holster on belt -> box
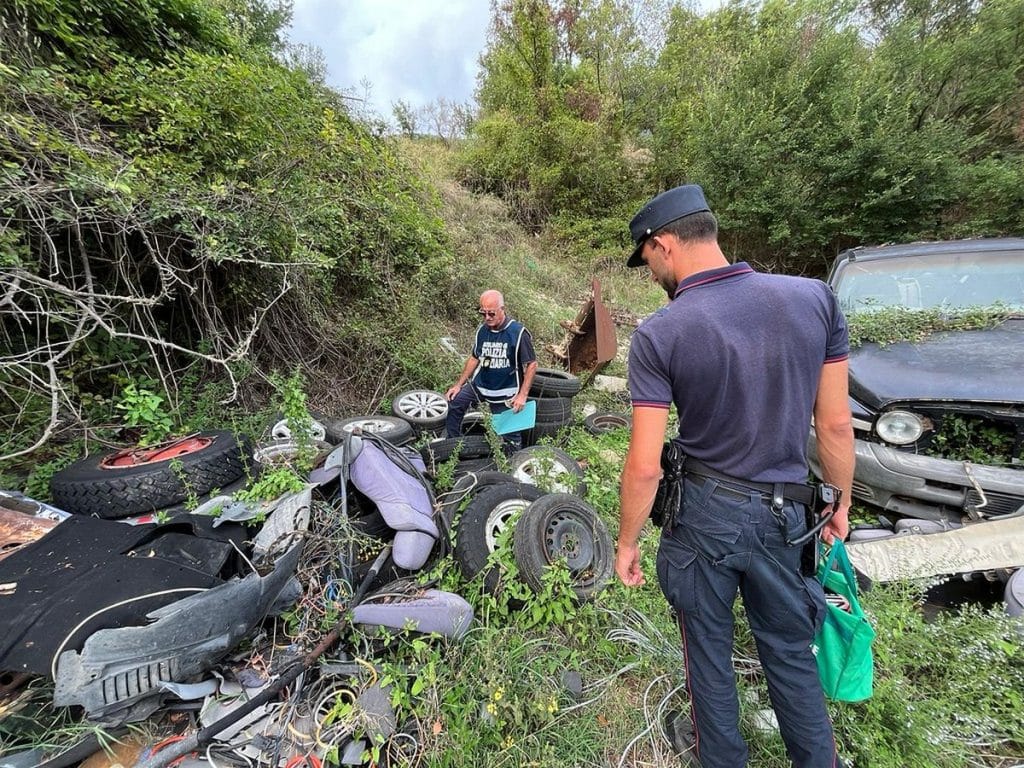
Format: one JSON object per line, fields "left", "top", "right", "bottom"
{"left": 650, "top": 441, "right": 686, "bottom": 530}
{"left": 800, "top": 482, "right": 842, "bottom": 575}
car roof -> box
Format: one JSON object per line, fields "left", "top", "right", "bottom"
{"left": 838, "top": 237, "right": 1024, "bottom": 263}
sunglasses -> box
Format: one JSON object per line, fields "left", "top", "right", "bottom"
{"left": 478, "top": 309, "right": 500, "bottom": 317}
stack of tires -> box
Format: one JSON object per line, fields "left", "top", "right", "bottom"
{"left": 526, "top": 368, "right": 581, "bottom": 446}
{"left": 437, "top": 465, "right": 613, "bottom": 604}
{"left": 419, "top": 434, "right": 496, "bottom": 478}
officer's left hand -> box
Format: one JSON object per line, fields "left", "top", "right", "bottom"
{"left": 821, "top": 504, "right": 851, "bottom": 544}
{"left": 509, "top": 394, "right": 527, "bottom": 413}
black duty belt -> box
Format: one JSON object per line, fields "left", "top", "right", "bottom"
{"left": 683, "top": 458, "right": 817, "bottom": 507}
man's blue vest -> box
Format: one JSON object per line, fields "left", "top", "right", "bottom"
{"left": 472, "top": 319, "right": 528, "bottom": 403}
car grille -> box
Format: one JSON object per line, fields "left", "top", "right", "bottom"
{"left": 915, "top": 404, "right": 1024, "bottom": 462}
{"left": 965, "top": 489, "right": 1024, "bottom": 517}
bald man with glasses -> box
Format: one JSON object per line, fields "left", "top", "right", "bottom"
{"left": 445, "top": 290, "right": 538, "bottom": 451}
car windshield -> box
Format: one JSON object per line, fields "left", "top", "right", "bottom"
{"left": 835, "top": 250, "right": 1024, "bottom": 314}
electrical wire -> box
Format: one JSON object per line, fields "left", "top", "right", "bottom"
{"left": 49, "top": 587, "right": 208, "bottom": 680}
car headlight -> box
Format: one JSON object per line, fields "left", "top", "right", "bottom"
{"left": 875, "top": 410, "right": 926, "bottom": 445}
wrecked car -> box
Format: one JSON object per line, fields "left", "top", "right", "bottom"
{"left": 808, "top": 237, "right": 1024, "bottom": 524}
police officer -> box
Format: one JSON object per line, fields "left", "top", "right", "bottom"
{"left": 445, "top": 289, "right": 538, "bottom": 451}
{"left": 615, "top": 185, "right": 854, "bottom": 768}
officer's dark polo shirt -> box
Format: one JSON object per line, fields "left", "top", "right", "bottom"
{"left": 628, "top": 262, "right": 849, "bottom": 484}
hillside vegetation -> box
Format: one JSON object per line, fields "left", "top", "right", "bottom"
{"left": 3, "top": 0, "right": 1024, "bottom": 471}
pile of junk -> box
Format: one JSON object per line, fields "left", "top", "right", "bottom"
{"left": 0, "top": 413, "right": 616, "bottom": 768}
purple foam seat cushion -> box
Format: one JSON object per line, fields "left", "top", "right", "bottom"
{"left": 349, "top": 440, "right": 437, "bottom": 569}
{"left": 352, "top": 588, "right": 474, "bottom": 640}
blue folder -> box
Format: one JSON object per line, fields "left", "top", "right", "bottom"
{"left": 491, "top": 400, "right": 537, "bottom": 435}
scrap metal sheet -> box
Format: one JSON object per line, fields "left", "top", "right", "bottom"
{"left": 846, "top": 515, "right": 1024, "bottom": 582}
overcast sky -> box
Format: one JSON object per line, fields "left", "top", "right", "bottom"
{"left": 288, "top": 0, "right": 492, "bottom": 123}
{"left": 287, "top": 2, "right": 724, "bottom": 124}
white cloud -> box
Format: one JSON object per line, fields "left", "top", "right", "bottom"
{"left": 289, "top": 0, "right": 491, "bottom": 119}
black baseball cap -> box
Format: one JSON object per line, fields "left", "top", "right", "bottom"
{"left": 627, "top": 184, "right": 711, "bottom": 267}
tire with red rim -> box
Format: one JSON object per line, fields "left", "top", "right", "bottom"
{"left": 50, "top": 431, "right": 252, "bottom": 519}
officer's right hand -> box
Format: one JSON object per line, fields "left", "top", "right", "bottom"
{"left": 615, "top": 541, "right": 645, "bottom": 587}
{"left": 445, "top": 384, "right": 461, "bottom": 401}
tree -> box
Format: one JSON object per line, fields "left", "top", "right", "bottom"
{"left": 220, "top": 0, "right": 294, "bottom": 52}
{"left": 648, "top": 0, "right": 1024, "bottom": 272}
{"left": 419, "top": 97, "right": 475, "bottom": 144}
{"left": 463, "top": 0, "right": 647, "bottom": 236}
{"left": 392, "top": 99, "right": 419, "bottom": 138}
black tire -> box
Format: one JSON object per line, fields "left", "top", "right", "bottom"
{"left": 454, "top": 457, "right": 498, "bottom": 475}
{"left": 391, "top": 390, "right": 448, "bottom": 431}
{"left": 454, "top": 482, "right": 544, "bottom": 594}
{"left": 533, "top": 396, "right": 573, "bottom": 423}
{"left": 325, "top": 415, "right": 415, "bottom": 445}
{"left": 510, "top": 446, "right": 586, "bottom": 496}
{"left": 512, "top": 493, "right": 614, "bottom": 603}
{"left": 460, "top": 410, "right": 488, "bottom": 435}
{"left": 437, "top": 470, "right": 516, "bottom": 527}
{"left": 50, "top": 431, "right": 252, "bottom": 519}
{"left": 583, "top": 411, "right": 632, "bottom": 435}
{"left": 523, "top": 421, "right": 570, "bottom": 447}
{"left": 420, "top": 435, "right": 493, "bottom": 469}
{"left": 529, "top": 368, "right": 581, "bottom": 398}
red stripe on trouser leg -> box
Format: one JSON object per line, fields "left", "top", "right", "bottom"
{"left": 676, "top": 611, "right": 702, "bottom": 764}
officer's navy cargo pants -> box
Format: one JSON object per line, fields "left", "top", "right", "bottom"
{"left": 656, "top": 477, "right": 839, "bottom": 768}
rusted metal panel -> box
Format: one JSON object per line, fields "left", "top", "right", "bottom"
{"left": 549, "top": 279, "right": 618, "bottom": 376}
{"left": 0, "top": 507, "right": 58, "bottom": 563}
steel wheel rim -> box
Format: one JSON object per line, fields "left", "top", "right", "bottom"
{"left": 100, "top": 435, "right": 212, "bottom": 469}
{"left": 544, "top": 511, "right": 596, "bottom": 574}
{"left": 271, "top": 418, "right": 326, "bottom": 442}
{"left": 592, "top": 414, "right": 628, "bottom": 430}
{"left": 513, "top": 459, "right": 575, "bottom": 494}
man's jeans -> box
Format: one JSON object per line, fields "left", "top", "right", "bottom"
{"left": 656, "top": 477, "right": 839, "bottom": 768}
{"left": 445, "top": 383, "right": 523, "bottom": 452}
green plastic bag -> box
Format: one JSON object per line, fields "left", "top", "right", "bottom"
{"left": 813, "top": 540, "right": 876, "bottom": 702}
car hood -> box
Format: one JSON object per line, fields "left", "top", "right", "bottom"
{"left": 849, "top": 318, "right": 1024, "bottom": 408}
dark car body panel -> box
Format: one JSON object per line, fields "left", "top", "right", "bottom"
{"left": 850, "top": 319, "right": 1024, "bottom": 406}
{"left": 809, "top": 238, "right": 1024, "bottom": 523}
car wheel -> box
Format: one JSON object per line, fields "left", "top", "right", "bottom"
{"left": 50, "top": 431, "right": 252, "bottom": 518}
{"left": 453, "top": 482, "right": 544, "bottom": 594}
{"left": 391, "top": 390, "right": 448, "bottom": 431}
{"left": 253, "top": 438, "right": 332, "bottom": 467}
{"left": 327, "top": 416, "right": 415, "bottom": 445}
{"left": 419, "top": 435, "right": 493, "bottom": 476}
{"left": 512, "top": 493, "right": 613, "bottom": 603}
{"left": 583, "top": 411, "right": 631, "bottom": 435}
{"left": 510, "top": 446, "right": 586, "bottom": 495}
{"left": 437, "top": 470, "right": 516, "bottom": 527}
{"left": 270, "top": 417, "right": 327, "bottom": 443}
{"left": 529, "top": 368, "right": 581, "bottom": 398}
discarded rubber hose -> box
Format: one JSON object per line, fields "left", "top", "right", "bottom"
{"left": 131, "top": 545, "right": 394, "bottom": 768}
